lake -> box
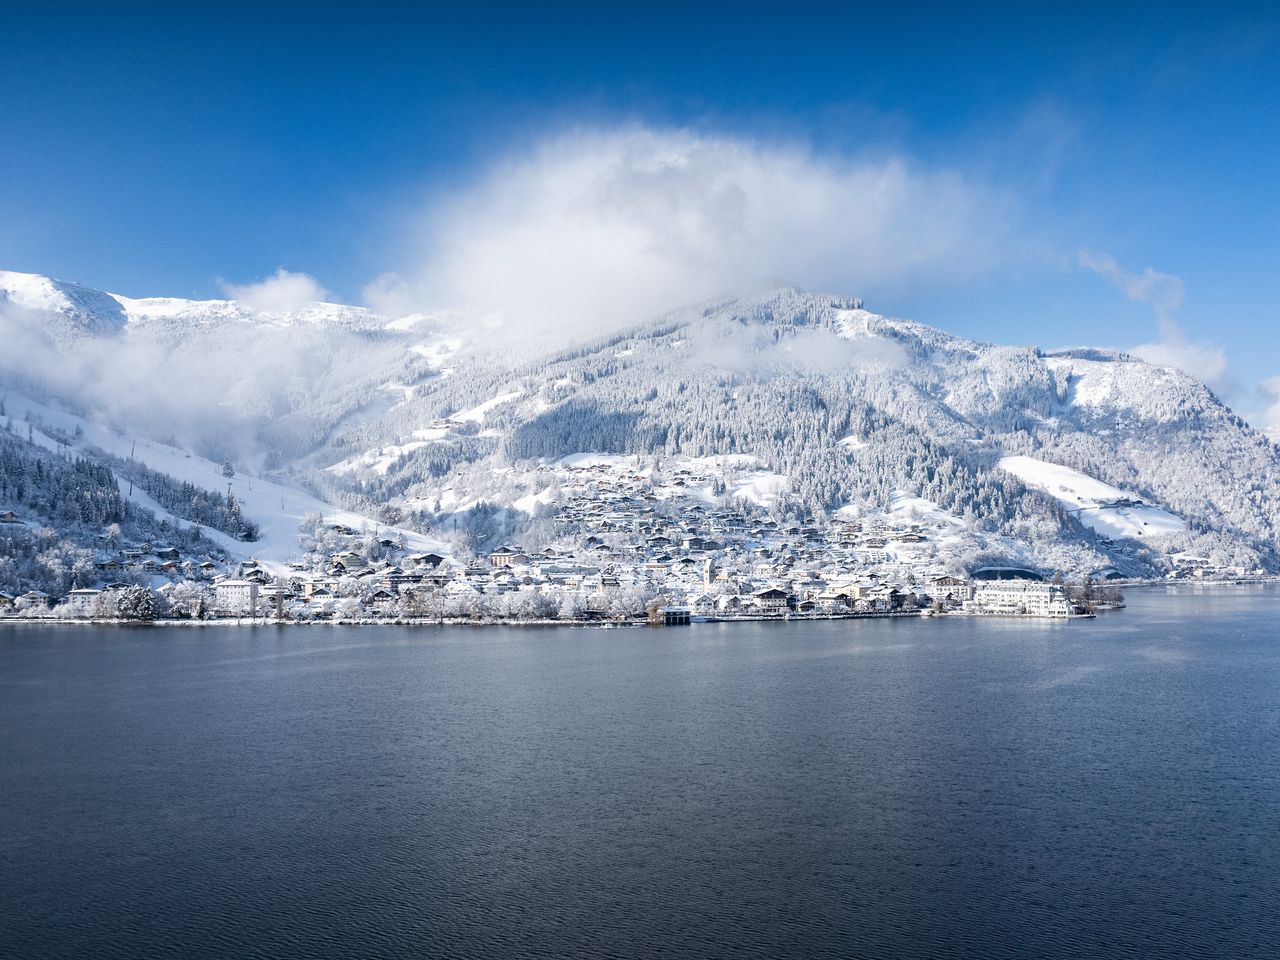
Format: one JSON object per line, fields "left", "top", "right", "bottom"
{"left": 2, "top": 585, "right": 1279, "bottom": 958}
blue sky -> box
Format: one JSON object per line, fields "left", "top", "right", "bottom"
{"left": 2, "top": 3, "right": 1277, "bottom": 417}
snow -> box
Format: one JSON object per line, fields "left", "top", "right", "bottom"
{"left": 112, "top": 293, "right": 384, "bottom": 329}
{"left": 381, "top": 380, "right": 417, "bottom": 402}
{"left": 4, "top": 391, "right": 449, "bottom": 569}
{"left": 837, "top": 434, "right": 866, "bottom": 450}
{"left": 887, "top": 491, "right": 965, "bottom": 527}
{"left": 0, "top": 270, "right": 84, "bottom": 312}
{"left": 512, "top": 488, "right": 556, "bottom": 513}
{"left": 1043, "top": 355, "right": 1203, "bottom": 423}
{"left": 0, "top": 269, "right": 127, "bottom": 334}
{"left": 557, "top": 453, "right": 638, "bottom": 469}
{"left": 1000, "top": 455, "right": 1185, "bottom": 539}
{"left": 731, "top": 473, "right": 789, "bottom": 507}
{"left": 451, "top": 390, "right": 522, "bottom": 423}
{"left": 327, "top": 440, "right": 433, "bottom": 477}
{"left": 836, "top": 491, "right": 964, "bottom": 528}
{"left": 409, "top": 337, "right": 464, "bottom": 368}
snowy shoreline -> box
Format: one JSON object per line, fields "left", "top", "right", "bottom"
{"left": 0, "top": 611, "right": 929, "bottom": 628}
{"left": 4, "top": 581, "right": 1272, "bottom": 629}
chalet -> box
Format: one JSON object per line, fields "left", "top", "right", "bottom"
{"left": 815, "top": 589, "right": 854, "bottom": 611}
{"left": 0, "top": 593, "right": 13, "bottom": 610}
{"left": 256, "top": 585, "right": 294, "bottom": 614}
{"left": 330, "top": 551, "right": 367, "bottom": 571}
{"left": 18, "top": 591, "right": 50, "bottom": 609}
{"left": 366, "top": 589, "right": 397, "bottom": 610}
{"left": 488, "top": 547, "right": 528, "bottom": 568}
{"left": 380, "top": 570, "right": 422, "bottom": 591}
{"left": 930, "top": 576, "right": 972, "bottom": 603}
{"left": 444, "top": 579, "right": 481, "bottom": 597}
{"left": 299, "top": 576, "right": 340, "bottom": 597}
{"left": 686, "top": 593, "right": 716, "bottom": 616}
{"left": 752, "top": 587, "right": 792, "bottom": 613}
{"left": 716, "top": 594, "right": 745, "bottom": 614}
{"left": 0, "top": 510, "right": 24, "bottom": 524}
{"left": 154, "top": 546, "right": 181, "bottom": 561}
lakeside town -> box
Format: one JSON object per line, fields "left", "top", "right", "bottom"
{"left": 2, "top": 448, "right": 1222, "bottom": 624}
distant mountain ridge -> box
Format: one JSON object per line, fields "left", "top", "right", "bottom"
{"left": 0, "top": 269, "right": 387, "bottom": 336}
{"left": 3, "top": 269, "right": 1278, "bottom": 579}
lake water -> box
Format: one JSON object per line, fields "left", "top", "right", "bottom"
{"left": 2, "top": 586, "right": 1279, "bottom": 958}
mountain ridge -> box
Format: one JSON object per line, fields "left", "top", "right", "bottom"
{"left": 2, "top": 269, "right": 1277, "bottom": 588}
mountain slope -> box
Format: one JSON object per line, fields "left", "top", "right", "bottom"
{"left": 4, "top": 272, "right": 1278, "bottom": 579}
{"left": 329, "top": 289, "right": 1279, "bottom": 575}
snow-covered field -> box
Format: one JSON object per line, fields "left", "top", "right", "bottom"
{"left": 1000, "top": 455, "right": 1185, "bottom": 539}
{"left": 5, "top": 391, "right": 448, "bottom": 569}
{"left": 452, "top": 390, "right": 522, "bottom": 423}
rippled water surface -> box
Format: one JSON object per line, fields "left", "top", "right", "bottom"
{"left": 2, "top": 585, "right": 1279, "bottom": 958}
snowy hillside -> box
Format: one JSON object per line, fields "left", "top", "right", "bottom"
{"left": 0, "top": 269, "right": 388, "bottom": 332}
{"left": 5, "top": 271, "right": 1280, "bottom": 579}
{"left": 0, "top": 270, "right": 127, "bottom": 341}
{"left": 3, "top": 390, "right": 448, "bottom": 571}
{"left": 999, "top": 455, "right": 1186, "bottom": 540}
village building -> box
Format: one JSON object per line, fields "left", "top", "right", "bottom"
{"left": 65, "top": 589, "right": 102, "bottom": 618}
{"left": 215, "top": 580, "right": 260, "bottom": 615}
{"left": 970, "top": 581, "right": 1073, "bottom": 618}
{"left": 487, "top": 547, "right": 528, "bottom": 568}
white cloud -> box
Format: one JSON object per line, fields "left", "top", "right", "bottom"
{"left": 1130, "top": 336, "right": 1230, "bottom": 389}
{"left": 383, "top": 125, "right": 1016, "bottom": 346}
{"left": 218, "top": 268, "right": 329, "bottom": 312}
{"left": 361, "top": 272, "right": 416, "bottom": 318}
{"left": 1078, "top": 250, "right": 1184, "bottom": 328}
{"left": 1259, "top": 376, "right": 1280, "bottom": 441}
{"left": 1078, "top": 249, "right": 1229, "bottom": 389}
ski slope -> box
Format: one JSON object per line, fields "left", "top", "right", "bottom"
{"left": 4, "top": 392, "right": 449, "bottom": 569}
{"left": 1000, "top": 455, "right": 1185, "bottom": 540}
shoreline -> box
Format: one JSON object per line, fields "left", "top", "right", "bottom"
{"left": 0, "top": 609, "right": 1080, "bottom": 628}
{"left": 4, "top": 580, "right": 1273, "bottom": 629}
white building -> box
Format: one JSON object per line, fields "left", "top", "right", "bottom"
{"left": 970, "top": 581, "right": 1073, "bottom": 618}
{"left": 65, "top": 588, "right": 102, "bottom": 618}
{"left": 215, "top": 580, "right": 259, "bottom": 615}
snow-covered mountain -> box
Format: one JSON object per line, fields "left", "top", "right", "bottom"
{"left": 3, "top": 270, "right": 1278, "bottom": 580}
{"left": 0, "top": 269, "right": 387, "bottom": 335}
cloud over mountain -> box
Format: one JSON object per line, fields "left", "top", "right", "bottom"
{"left": 377, "top": 125, "right": 1017, "bottom": 347}
{"left": 1078, "top": 250, "right": 1230, "bottom": 390}
{"left": 218, "top": 269, "right": 330, "bottom": 313}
